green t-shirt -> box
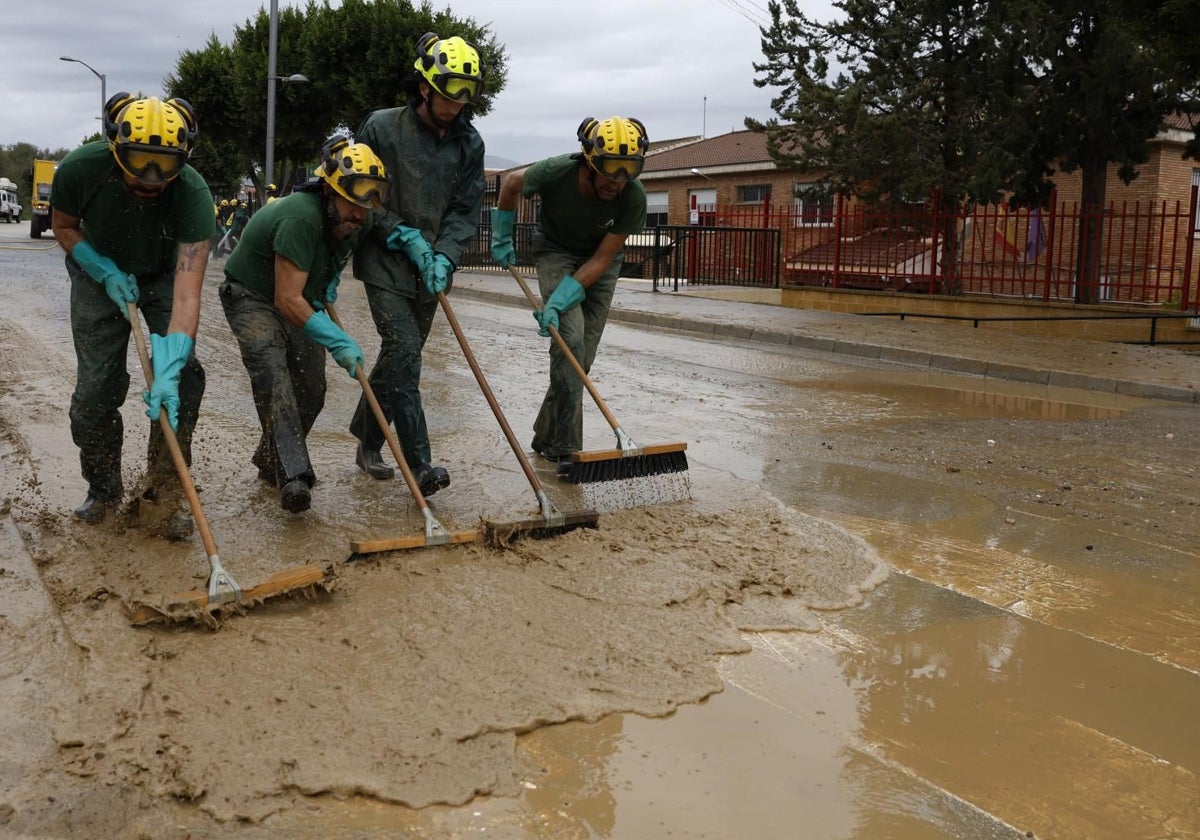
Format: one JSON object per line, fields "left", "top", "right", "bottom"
{"left": 523, "top": 155, "right": 647, "bottom": 256}
{"left": 224, "top": 190, "right": 361, "bottom": 306}
{"left": 51, "top": 140, "right": 215, "bottom": 276}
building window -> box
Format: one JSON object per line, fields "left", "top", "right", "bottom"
{"left": 793, "top": 182, "right": 833, "bottom": 227}
{"left": 736, "top": 184, "right": 771, "bottom": 204}
{"left": 1193, "top": 169, "right": 1200, "bottom": 235}
{"left": 645, "top": 191, "right": 668, "bottom": 227}
{"left": 689, "top": 189, "right": 717, "bottom": 226}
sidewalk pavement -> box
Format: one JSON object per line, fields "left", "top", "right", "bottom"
{"left": 452, "top": 271, "right": 1200, "bottom": 406}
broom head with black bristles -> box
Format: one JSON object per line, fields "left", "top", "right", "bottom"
{"left": 564, "top": 442, "right": 688, "bottom": 485}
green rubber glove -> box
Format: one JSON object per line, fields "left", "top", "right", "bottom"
{"left": 423, "top": 253, "right": 454, "bottom": 295}
{"left": 490, "top": 208, "right": 516, "bottom": 268}
{"left": 72, "top": 240, "right": 139, "bottom": 319}
{"left": 534, "top": 275, "right": 585, "bottom": 337}
{"left": 386, "top": 224, "right": 433, "bottom": 277}
{"left": 143, "top": 333, "right": 193, "bottom": 431}
{"left": 302, "top": 310, "right": 364, "bottom": 378}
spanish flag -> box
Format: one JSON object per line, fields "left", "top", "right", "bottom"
{"left": 994, "top": 204, "right": 1022, "bottom": 257}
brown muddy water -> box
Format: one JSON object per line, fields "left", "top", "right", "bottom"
{"left": 1, "top": 225, "right": 1198, "bottom": 839}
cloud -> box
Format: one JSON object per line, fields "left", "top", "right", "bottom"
{"left": 13, "top": 0, "right": 824, "bottom": 165}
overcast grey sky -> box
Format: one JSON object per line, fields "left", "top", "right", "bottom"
{"left": 11, "top": 0, "right": 833, "bottom": 168}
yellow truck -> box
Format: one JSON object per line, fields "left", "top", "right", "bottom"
{"left": 29, "top": 159, "right": 58, "bottom": 239}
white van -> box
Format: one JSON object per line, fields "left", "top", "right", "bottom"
{"left": 0, "top": 177, "right": 20, "bottom": 223}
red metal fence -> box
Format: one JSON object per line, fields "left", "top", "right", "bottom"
{"left": 703, "top": 188, "right": 1199, "bottom": 309}
{"left": 466, "top": 187, "right": 1199, "bottom": 309}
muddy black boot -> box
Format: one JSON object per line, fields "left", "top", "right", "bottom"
{"left": 412, "top": 462, "right": 450, "bottom": 497}
{"left": 280, "top": 478, "right": 312, "bottom": 513}
{"left": 355, "top": 441, "right": 394, "bottom": 480}
{"left": 555, "top": 457, "right": 574, "bottom": 481}
{"left": 138, "top": 486, "right": 194, "bottom": 541}
{"left": 74, "top": 494, "right": 109, "bottom": 523}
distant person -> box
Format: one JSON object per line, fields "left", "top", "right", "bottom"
{"left": 221, "top": 136, "right": 387, "bottom": 513}
{"left": 212, "top": 198, "right": 229, "bottom": 257}
{"left": 491, "top": 116, "right": 648, "bottom": 478}
{"left": 348, "top": 31, "right": 486, "bottom": 496}
{"left": 265, "top": 182, "right": 280, "bottom": 204}
{"left": 230, "top": 197, "right": 249, "bottom": 246}
{"left": 50, "top": 92, "right": 215, "bottom": 537}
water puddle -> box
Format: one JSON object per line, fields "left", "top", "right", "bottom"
{"left": 803, "top": 368, "right": 1145, "bottom": 421}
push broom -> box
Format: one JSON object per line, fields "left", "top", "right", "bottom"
{"left": 507, "top": 266, "right": 689, "bottom": 485}
{"left": 326, "top": 304, "right": 481, "bottom": 556}
{"left": 123, "top": 302, "right": 328, "bottom": 626}
{"left": 436, "top": 290, "right": 599, "bottom": 545}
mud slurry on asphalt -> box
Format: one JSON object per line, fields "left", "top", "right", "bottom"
{"left": 0, "top": 407, "right": 884, "bottom": 830}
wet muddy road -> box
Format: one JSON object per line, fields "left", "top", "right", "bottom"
{"left": 1, "top": 223, "right": 1198, "bottom": 839}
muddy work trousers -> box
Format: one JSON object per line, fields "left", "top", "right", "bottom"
{"left": 68, "top": 260, "right": 205, "bottom": 504}
{"left": 220, "top": 280, "right": 325, "bottom": 489}
{"left": 349, "top": 283, "right": 438, "bottom": 468}
{"left": 531, "top": 248, "right": 619, "bottom": 457}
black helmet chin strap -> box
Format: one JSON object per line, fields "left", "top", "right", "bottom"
{"left": 324, "top": 188, "right": 352, "bottom": 229}
{"left": 423, "top": 90, "right": 458, "bottom": 130}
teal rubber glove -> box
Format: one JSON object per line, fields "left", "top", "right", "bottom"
{"left": 386, "top": 225, "right": 434, "bottom": 277}
{"left": 490, "top": 208, "right": 516, "bottom": 268}
{"left": 422, "top": 253, "right": 454, "bottom": 295}
{"left": 143, "top": 332, "right": 193, "bottom": 432}
{"left": 72, "top": 240, "right": 139, "bottom": 319}
{"left": 302, "top": 309, "right": 364, "bottom": 378}
{"left": 326, "top": 272, "right": 341, "bottom": 303}
{"left": 534, "top": 275, "right": 585, "bottom": 337}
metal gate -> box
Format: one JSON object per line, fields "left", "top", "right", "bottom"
{"left": 647, "top": 225, "right": 782, "bottom": 291}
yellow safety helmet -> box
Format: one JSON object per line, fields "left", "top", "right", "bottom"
{"left": 317, "top": 135, "right": 389, "bottom": 209}
{"left": 219, "top": 198, "right": 229, "bottom": 207}
{"left": 413, "top": 32, "right": 484, "bottom": 103}
{"left": 266, "top": 183, "right": 278, "bottom": 193}
{"left": 577, "top": 116, "right": 649, "bottom": 182}
{"left": 104, "top": 92, "right": 197, "bottom": 184}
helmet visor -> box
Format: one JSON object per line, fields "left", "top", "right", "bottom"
{"left": 116, "top": 145, "right": 187, "bottom": 183}
{"left": 593, "top": 154, "right": 645, "bottom": 182}
{"left": 339, "top": 174, "right": 389, "bottom": 208}
{"left": 433, "top": 73, "right": 482, "bottom": 103}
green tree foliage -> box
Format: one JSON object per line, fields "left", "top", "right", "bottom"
{"left": 167, "top": 0, "right": 506, "bottom": 196}
{"left": 749, "top": 0, "right": 1027, "bottom": 291}
{"left": 169, "top": 34, "right": 246, "bottom": 199}
{"left": 1001, "top": 1, "right": 1200, "bottom": 302}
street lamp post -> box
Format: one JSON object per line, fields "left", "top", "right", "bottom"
{"left": 690, "top": 168, "right": 715, "bottom": 181}
{"left": 60, "top": 55, "right": 106, "bottom": 123}
{"left": 264, "top": 0, "right": 308, "bottom": 189}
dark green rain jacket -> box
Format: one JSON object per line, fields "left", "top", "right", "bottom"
{"left": 353, "top": 103, "right": 485, "bottom": 297}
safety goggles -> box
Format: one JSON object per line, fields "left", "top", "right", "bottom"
{"left": 115, "top": 144, "right": 188, "bottom": 184}
{"left": 433, "top": 73, "right": 482, "bottom": 103}
{"left": 338, "top": 173, "right": 389, "bottom": 208}
{"left": 592, "top": 154, "right": 645, "bottom": 183}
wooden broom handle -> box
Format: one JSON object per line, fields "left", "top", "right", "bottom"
{"left": 326, "top": 303, "right": 432, "bottom": 510}
{"left": 506, "top": 266, "right": 622, "bottom": 433}
{"left": 126, "top": 303, "right": 220, "bottom": 559}
{"left": 435, "top": 291, "right": 544, "bottom": 494}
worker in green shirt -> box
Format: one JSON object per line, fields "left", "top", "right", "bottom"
{"left": 51, "top": 92, "right": 214, "bottom": 538}
{"left": 221, "top": 136, "right": 388, "bottom": 513}
{"left": 491, "top": 116, "right": 648, "bottom": 478}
